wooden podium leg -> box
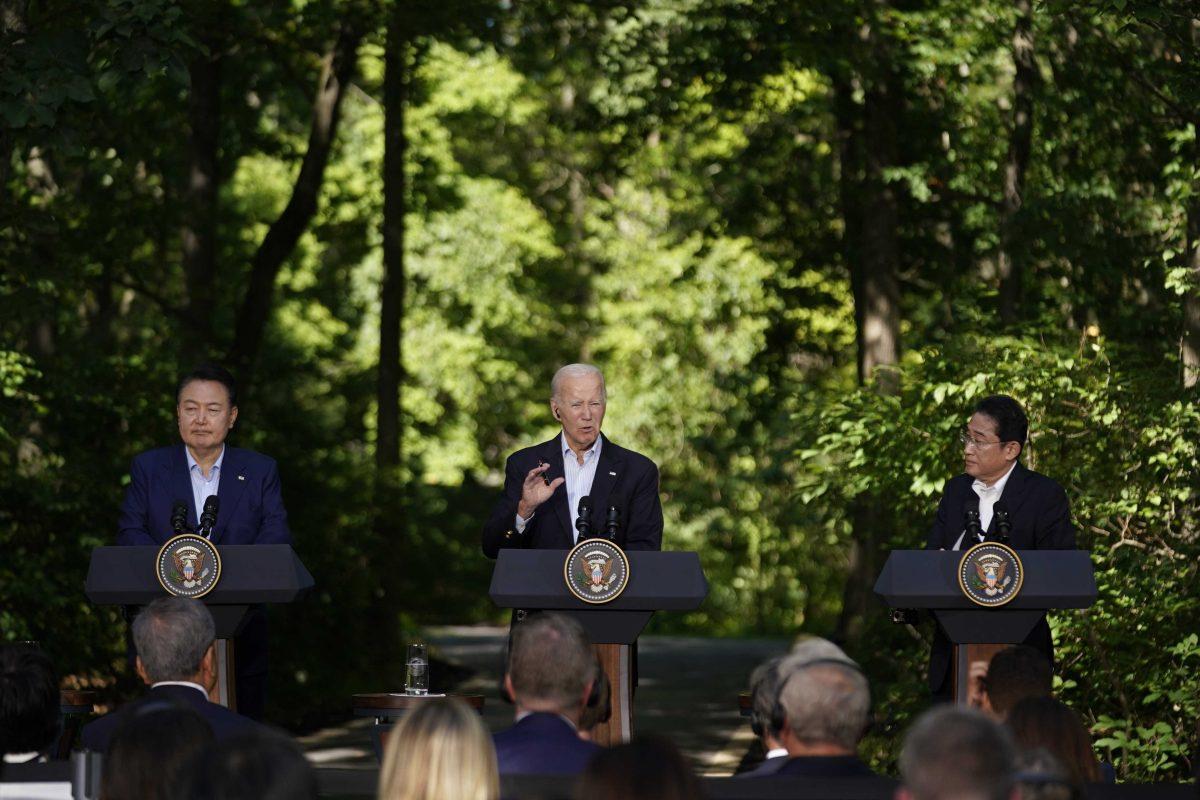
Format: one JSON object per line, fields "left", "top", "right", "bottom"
{"left": 952, "top": 643, "right": 1006, "bottom": 706}
{"left": 592, "top": 644, "right": 632, "bottom": 747}
{"left": 214, "top": 638, "right": 238, "bottom": 711}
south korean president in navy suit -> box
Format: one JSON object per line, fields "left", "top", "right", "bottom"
{"left": 482, "top": 363, "right": 663, "bottom": 558}
{"left": 116, "top": 364, "right": 291, "bottom": 720}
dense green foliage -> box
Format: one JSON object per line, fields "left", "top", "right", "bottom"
{"left": 2, "top": 0, "right": 1197, "bottom": 779}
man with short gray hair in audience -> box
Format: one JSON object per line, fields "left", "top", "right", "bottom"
{"left": 493, "top": 612, "right": 601, "bottom": 775}
{"left": 773, "top": 639, "right": 877, "bottom": 778}
{"left": 80, "top": 597, "right": 260, "bottom": 752}
{"left": 897, "top": 706, "right": 1017, "bottom": 800}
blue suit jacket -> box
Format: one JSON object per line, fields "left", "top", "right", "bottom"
{"left": 79, "top": 684, "right": 261, "bottom": 753}
{"left": 492, "top": 712, "right": 600, "bottom": 776}
{"left": 117, "top": 445, "right": 291, "bottom": 546}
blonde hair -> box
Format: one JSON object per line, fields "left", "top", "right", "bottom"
{"left": 377, "top": 698, "right": 499, "bottom": 800}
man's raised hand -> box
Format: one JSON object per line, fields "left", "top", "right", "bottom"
{"left": 517, "top": 462, "right": 564, "bottom": 519}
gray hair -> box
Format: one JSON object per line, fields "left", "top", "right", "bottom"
{"left": 778, "top": 658, "right": 870, "bottom": 750}
{"left": 132, "top": 597, "right": 215, "bottom": 683}
{"left": 508, "top": 613, "right": 596, "bottom": 713}
{"left": 900, "top": 706, "right": 1016, "bottom": 800}
{"left": 550, "top": 364, "right": 606, "bottom": 401}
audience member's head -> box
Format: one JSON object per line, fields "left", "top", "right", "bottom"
{"left": 0, "top": 643, "right": 59, "bottom": 757}
{"left": 184, "top": 729, "right": 316, "bottom": 800}
{"left": 578, "top": 735, "right": 704, "bottom": 800}
{"left": 578, "top": 655, "right": 612, "bottom": 741}
{"left": 777, "top": 651, "right": 869, "bottom": 756}
{"left": 505, "top": 612, "right": 596, "bottom": 722}
{"left": 100, "top": 702, "right": 214, "bottom": 800}
{"left": 1006, "top": 697, "right": 1101, "bottom": 786}
{"left": 132, "top": 597, "right": 217, "bottom": 691}
{"left": 982, "top": 646, "right": 1052, "bottom": 720}
{"left": 898, "top": 706, "right": 1016, "bottom": 800}
{"left": 748, "top": 655, "right": 786, "bottom": 751}
{"left": 1013, "top": 748, "right": 1080, "bottom": 800}
{"left": 378, "top": 697, "right": 498, "bottom": 800}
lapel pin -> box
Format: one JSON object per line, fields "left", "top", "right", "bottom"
{"left": 238, "top": 475, "right": 245, "bottom": 481}
{"left": 609, "top": 471, "right": 617, "bottom": 476}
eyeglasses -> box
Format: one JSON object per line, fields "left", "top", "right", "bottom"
{"left": 958, "top": 429, "right": 1004, "bottom": 450}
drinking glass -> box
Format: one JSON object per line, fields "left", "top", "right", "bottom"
{"left": 405, "top": 643, "right": 429, "bottom": 695}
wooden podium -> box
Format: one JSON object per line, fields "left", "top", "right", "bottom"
{"left": 874, "top": 549, "right": 1096, "bottom": 703}
{"left": 85, "top": 545, "right": 314, "bottom": 710}
{"left": 488, "top": 549, "right": 708, "bottom": 745}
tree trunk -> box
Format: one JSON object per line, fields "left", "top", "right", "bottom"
{"left": 181, "top": 25, "right": 223, "bottom": 357}
{"left": 832, "top": 6, "right": 903, "bottom": 645}
{"left": 226, "top": 20, "right": 364, "bottom": 393}
{"left": 377, "top": 19, "right": 409, "bottom": 471}
{"left": 998, "top": 0, "right": 1036, "bottom": 325}
{"left": 1183, "top": 191, "right": 1200, "bottom": 389}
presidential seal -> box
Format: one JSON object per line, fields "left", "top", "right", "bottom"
{"left": 958, "top": 542, "right": 1024, "bottom": 607}
{"left": 564, "top": 538, "right": 630, "bottom": 605}
{"left": 156, "top": 534, "right": 222, "bottom": 599}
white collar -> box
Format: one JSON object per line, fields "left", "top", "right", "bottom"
{"left": 151, "top": 680, "right": 209, "bottom": 700}
{"left": 972, "top": 460, "right": 1017, "bottom": 495}
{"left": 560, "top": 432, "right": 602, "bottom": 462}
{"left": 2, "top": 752, "right": 42, "bottom": 764}
{"left": 186, "top": 445, "right": 226, "bottom": 474}
{"left": 766, "top": 747, "right": 788, "bottom": 760}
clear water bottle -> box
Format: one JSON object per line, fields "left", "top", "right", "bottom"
{"left": 405, "top": 642, "right": 429, "bottom": 695}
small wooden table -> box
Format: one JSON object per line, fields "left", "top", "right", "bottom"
{"left": 352, "top": 693, "right": 485, "bottom": 761}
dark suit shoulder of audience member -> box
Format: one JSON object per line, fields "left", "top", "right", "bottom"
{"left": 100, "top": 703, "right": 214, "bottom": 800}
{"left": 0, "top": 643, "right": 60, "bottom": 761}
{"left": 775, "top": 753, "right": 876, "bottom": 778}
{"left": 80, "top": 683, "right": 259, "bottom": 753}
{"left": 80, "top": 596, "right": 261, "bottom": 753}
{"left": 1006, "top": 696, "right": 1102, "bottom": 786}
{"left": 492, "top": 712, "right": 600, "bottom": 775}
{"left": 183, "top": 729, "right": 316, "bottom": 800}
{"left": 578, "top": 735, "right": 703, "bottom": 800}
{"left": 494, "top": 613, "right": 601, "bottom": 776}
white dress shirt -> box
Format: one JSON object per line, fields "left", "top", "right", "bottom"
{"left": 952, "top": 461, "right": 1017, "bottom": 550}
{"left": 186, "top": 446, "right": 225, "bottom": 528}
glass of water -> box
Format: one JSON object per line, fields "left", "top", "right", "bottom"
{"left": 405, "top": 643, "right": 429, "bottom": 695}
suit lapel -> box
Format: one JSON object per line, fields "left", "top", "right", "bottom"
{"left": 168, "top": 446, "right": 197, "bottom": 529}
{"left": 540, "top": 437, "right": 573, "bottom": 547}
{"left": 211, "top": 447, "right": 247, "bottom": 544}
{"left": 587, "top": 435, "right": 625, "bottom": 535}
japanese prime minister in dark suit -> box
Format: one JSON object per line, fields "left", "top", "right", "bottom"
{"left": 926, "top": 395, "right": 1075, "bottom": 696}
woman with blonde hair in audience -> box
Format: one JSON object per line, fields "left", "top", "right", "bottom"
{"left": 377, "top": 697, "right": 499, "bottom": 800}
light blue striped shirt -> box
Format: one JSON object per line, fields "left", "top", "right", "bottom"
{"left": 186, "top": 446, "right": 224, "bottom": 527}
{"left": 562, "top": 433, "right": 602, "bottom": 543}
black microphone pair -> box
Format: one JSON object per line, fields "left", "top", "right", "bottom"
{"left": 575, "top": 496, "right": 621, "bottom": 541}
{"left": 172, "top": 496, "right": 220, "bottom": 539}
{"left": 963, "top": 500, "right": 1011, "bottom": 545}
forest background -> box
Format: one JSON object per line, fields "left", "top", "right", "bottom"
{"left": 2, "top": 0, "right": 1198, "bottom": 781}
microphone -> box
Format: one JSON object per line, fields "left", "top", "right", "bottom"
{"left": 604, "top": 505, "right": 621, "bottom": 540}
{"left": 198, "top": 495, "right": 219, "bottom": 539}
{"left": 575, "top": 496, "right": 593, "bottom": 540}
{"left": 171, "top": 501, "right": 192, "bottom": 536}
{"left": 964, "top": 505, "right": 983, "bottom": 544}
{"left": 993, "top": 501, "right": 1012, "bottom": 545}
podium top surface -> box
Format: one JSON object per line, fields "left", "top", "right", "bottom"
{"left": 85, "top": 545, "right": 314, "bottom": 605}
{"left": 874, "top": 549, "right": 1096, "bottom": 610}
{"left": 488, "top": 549, "right": 707, "bottom": 612}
